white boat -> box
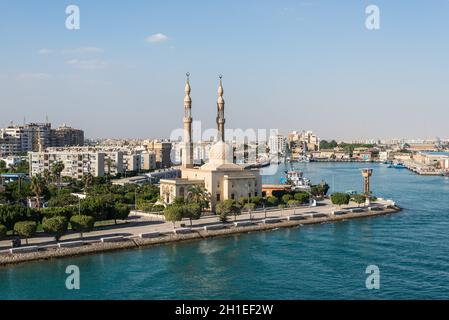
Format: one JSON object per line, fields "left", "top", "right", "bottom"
{"left": 284, "top": 170, "right": 311, "bottom": 191}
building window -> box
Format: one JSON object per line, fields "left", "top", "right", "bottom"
{"left": 216, "top": 194, "right": 220, "bottom": 201}
{"left": 248, "top": 193, "right": 251, "bottom": 198}
{"left": 231, "top": 193, "right": 235, "bottom": 200}
{"left": 255, "top": 192, "right": 258, "bottom": 197}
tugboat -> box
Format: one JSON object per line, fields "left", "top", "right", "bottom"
{"left": 280, "top": 169, "right": 311, "bottom": 192}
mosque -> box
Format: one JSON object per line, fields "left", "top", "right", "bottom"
{"left": 159, "top": 74, "right": 262, "bottom": 211}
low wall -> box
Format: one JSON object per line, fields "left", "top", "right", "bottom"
{"left": 0, "top": 206, "right": 401, "bottom": 267}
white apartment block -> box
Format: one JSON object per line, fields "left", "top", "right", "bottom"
{"left": 29, "top": 151, "right": 105, "bottom": 179}
{"left": 123, "top": 154, "right": 141, "bottom": 172}
{"left": 268, "top": 134, "right": 288, "bottom": 155}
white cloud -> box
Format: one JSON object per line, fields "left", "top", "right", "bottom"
{"left": 66, "top": 59, "right": 109, "bottom": 70}
{"left": 38, "top": 49, "right": 53, "bottom": 55}
{"left": 63, "top": 47, "right": 104, "bottom": 54}
{"left": 145, "top": 33, "right": 169, "bottom": 43}
{"left": 16, "top": 73, "right": 51, "bottom": 80}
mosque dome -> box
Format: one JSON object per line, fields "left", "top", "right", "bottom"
{"left": 208, "top": 141, "right": 233, "bottom": 165}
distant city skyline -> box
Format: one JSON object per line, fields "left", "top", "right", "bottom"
{"left": 1, "top": 0, "right": 448, "bottom": 140}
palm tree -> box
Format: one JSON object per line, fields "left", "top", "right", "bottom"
{"left": 42, "top": 169, "right": 51, "bottom": 184}
{"left": 30, "top": 174, "right": 46, "bottom": 209}
{"left": 82, "top": 172, "right": 94, "bottom": 190}
{"left": 51, "top": 161, "right": 65, "bottom": 190}
{"left": 187, "top": 185, "right": 210, "bottom": 211}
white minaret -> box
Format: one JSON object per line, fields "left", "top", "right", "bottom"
{"left": 216, "top": 75, "right": 225, "bottom": 142}
{"left": 182, "top": 72, "right": 194, "bottom": 168}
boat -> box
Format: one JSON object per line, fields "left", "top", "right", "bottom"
{"left": 388, "top": 162, "right": 406, "bottom": 169}
{"left": 281, "top": 169, "right": 311, "bottom": 191}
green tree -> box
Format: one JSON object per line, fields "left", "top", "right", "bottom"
{"left": 111, "top": 203, "right": 130, "bottom": 224}
{"left": 311, "top": 182, "right": 330, "bottom": 198}
{"left": 267, "top": 196, "right": 279, "bottom": 207}
{"left": 250, "top": 196, "right": 262, "bottom": 206}
{"left": 0, "top": 224, "right": 7, "bottom": 240}
{"left": 164, "top": 205, "right": 184, "bottom": 228}
{"left": 70, "top": 215, "right": 95, "bottom": 238}
{"left": 0, "top": 160, "right": 6, "bottom": 172}
{"left": 185, "top": 203, "right": 202, "bottom": 226}
{"left": 47, "top": 193, "right": 79, "bottom": 207}
{"left": 51, "top": 161, "right": 65, "bottom": 190}
{"left": 42, "top": 216, "right": 68, "bottom": 241}
{"left": 331, "top": 192, "right": 351, "bottom": 207}
{"left": 42, "top": 169, "right": 52, "bottom": 185}
{"left": 215, "top": 202, "right": 230, "bottom": 223}
{"left": 187, "top": 185, "right": 210, "bottom": 211}
{"left": 282, "top": 194, "right": 293, "bottom": 204}
{"left": 238, "top": 197, "right": 249, "bottom": 207}
{"left": 294, "top": 192, "right": 310, "bottom": 204}
{"left": 82, "top": 172, "right": 94, "bottom": 190}
{"left": 14, "top": 221, "right": 37, "bottom": 245}
{"left": 30, "top": 174, "right": 46, "bottom": 209}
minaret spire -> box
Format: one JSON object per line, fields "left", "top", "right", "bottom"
{"left": 182, "top": 72, "right": 194, "bottom": 168}
{"left": 216, "top": 75, "right": 225, "bottom": 142}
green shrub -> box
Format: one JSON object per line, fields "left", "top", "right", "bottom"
{"left": 0, "top": 205, "right": 39, "bottom": 230}
{"left": 294, "top": 192, "right": 310, "bottom": 204}
{"left": 42, "top": 216, "right": 68, "bottom": 241}
{"left": 14, "top": 221, "right": 37, "bottom": 245}
{"left": 281, "top": 194, "right": 293, "bottom": 204}
{"left": 244, "top": 203, "right": 256, "bottom": 211}
{"left": 250, "top": 196, "right": 262, "bottom": 206}
{"left": 0, "top": 224, "right": 7, "bottom": 240}
{"left": 331, "top": 192, "right": 351, "bottom": 206}
{"left": 287, "top": 200, "right": 301, "bottom": 207}
{"left": 70, "top": 215, "right": 95, "bottom": 237}
{"left": 267, "top": 196, "right": 279, "bottom": 207}
{"left": 238, "top": 197, "right": 249, "bottom": 206}
{"left": 351, "top": 194, "right": 366, "bottom": 206}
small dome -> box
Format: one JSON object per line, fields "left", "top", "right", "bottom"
{"left": 208, "top": 141, "right": 233, "bottom": 165}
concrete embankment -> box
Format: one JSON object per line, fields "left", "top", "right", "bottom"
{"left": 0, "top": 206, "right": 401, "bottom": 267}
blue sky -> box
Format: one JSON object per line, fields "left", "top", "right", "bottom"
{"left": 0, "top": 0, "right": 448, "bottom": 140}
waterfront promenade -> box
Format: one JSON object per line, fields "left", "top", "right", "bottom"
{"left": 0, "top": 198, "right": 399, "bottom": 266}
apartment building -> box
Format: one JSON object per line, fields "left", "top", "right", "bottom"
{"left": 141, "top": 151, "right": 156, "bottom": 171}
{"left": 268, "top": 134, "right": 288, "bottom": 156}
{"left": 0, "top": 122, "right": 84, "bottom": 156}
{"left": 29, "top": 151, "right": 105, "bottom": 179}
{"left": 144, "top": 140, "right": 172, "bottom": 168}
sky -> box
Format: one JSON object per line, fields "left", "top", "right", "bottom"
{"left": 0, "top": 0, "right": 448, "bottom": 141}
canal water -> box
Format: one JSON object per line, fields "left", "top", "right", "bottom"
{"left": 1, "top": 162, "right": 449, "bottom": 299}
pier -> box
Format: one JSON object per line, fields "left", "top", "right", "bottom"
{"left": 0, "top": 199, "right": 400, "bottom": 267}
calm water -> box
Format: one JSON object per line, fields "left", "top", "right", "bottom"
{"left": 1, "top": 162, "right": 449, "bottom": 299}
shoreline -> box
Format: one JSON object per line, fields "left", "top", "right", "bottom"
{"left": 0, "top": 205, "right": 401, "bottom": 267}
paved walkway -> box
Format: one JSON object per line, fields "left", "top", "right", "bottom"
{"left": 0, "top": 199, "right": 385, "bottom": 250}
